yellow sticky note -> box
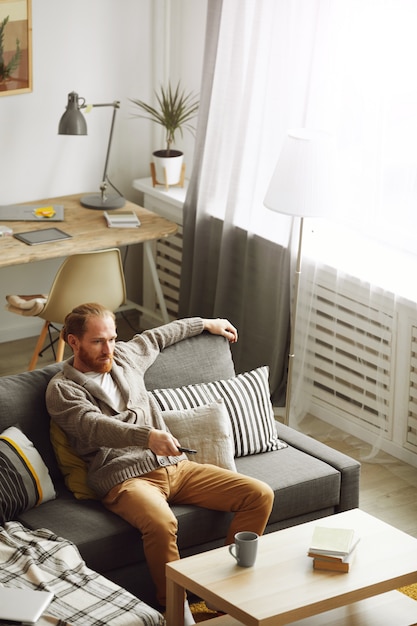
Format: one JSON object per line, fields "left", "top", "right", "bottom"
{"left": 34, "top": 206, "right": 56, "bottom": 218}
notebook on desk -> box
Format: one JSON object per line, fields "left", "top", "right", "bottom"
{"left": 0, "top": 204, "right": 64, "bottom": 221}
{"left": 0, "top": 586, "right": 54, "bottom": 624}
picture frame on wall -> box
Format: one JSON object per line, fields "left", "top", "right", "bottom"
{"left": 0, "top": 0, "right": 32, "bottom": 96}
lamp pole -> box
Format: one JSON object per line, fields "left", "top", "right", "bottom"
{"left": 285, "top": 215, "right": 304, "bottom": 425}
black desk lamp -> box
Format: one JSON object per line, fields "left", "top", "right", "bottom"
{"left": 58, "top": 91, "right": 125, "bottom": 210}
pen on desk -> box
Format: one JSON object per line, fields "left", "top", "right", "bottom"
{"left": 178, "top": 446, "right": 197, "bottom": 454}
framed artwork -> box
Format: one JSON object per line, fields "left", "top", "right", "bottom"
{"left": 0, "top": 0, "right": 32, "bottom": 96}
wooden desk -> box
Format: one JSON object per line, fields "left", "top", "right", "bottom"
{"left": 1, "top": 193, "right": 178, "bottom": 324}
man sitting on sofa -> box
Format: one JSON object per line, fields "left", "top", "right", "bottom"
{"left": 46, "top": 303, "right": 274, "bottom": 625}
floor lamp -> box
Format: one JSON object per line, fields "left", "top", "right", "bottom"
{"left": 264, "top": 129, "right": 334, "bottom": 426}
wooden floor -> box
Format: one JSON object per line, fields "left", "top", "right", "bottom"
{"left": 300, "top": 414, "right": 417, "bottom": 539}
{"left": 2, "top": 310, "right": 417, "bottom": 539}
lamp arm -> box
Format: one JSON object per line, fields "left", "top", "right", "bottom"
{"left": 80, "top": 101, "right": 120, "bottom": 200}
{"left": 89, "top": 101, "right": 120, "bottom": 109}
{"left": 98, "top": 103, "right": 119, "bottom": 190}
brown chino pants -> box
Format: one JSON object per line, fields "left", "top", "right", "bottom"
{"left": 102, "top": 459, "right": 274, "bottom": 606}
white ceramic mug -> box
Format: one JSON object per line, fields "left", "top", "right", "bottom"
{"left": 228, "top": 531, "right": 258, "bottom": 567}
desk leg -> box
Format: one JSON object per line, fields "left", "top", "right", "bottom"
{"left": 165, "top": 576, "right": 184, "bottom": 626}
{"left": 144, "top": 241, "right": 170, "bottom": 324}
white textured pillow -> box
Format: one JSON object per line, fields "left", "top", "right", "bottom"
{"left": 151, "top": 366, "right": 287, "bottom": 457}
{"left": 162, "top": 400, "right": 236, "bottom": 471}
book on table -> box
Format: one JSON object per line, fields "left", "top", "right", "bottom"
{"left": 308, "top": 525, "right": 360, "bottom": 572}
{"left": 312, "top": 548, "right": 357, "bottom": 572}
{"left": 308, "top": 526, "right": 359, "bottom": 557}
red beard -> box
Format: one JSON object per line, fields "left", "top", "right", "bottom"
{"left": 78, "top": 347, "right": 114, "bottom": 373}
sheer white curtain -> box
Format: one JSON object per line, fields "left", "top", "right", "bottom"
{"left": 181, "top": 0, "right": 323, "bottom": 401}
{"left": 181, "top": 0, "right": 417, "bottom": 457}
{"left": 288, "top": 0, "right": 417, "bottom": 463}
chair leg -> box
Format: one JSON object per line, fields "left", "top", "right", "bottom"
{"left": 38, "top": 323, "right": 61, "bottom": 359}
{"left": 29, "top": 321, "right": 50, "bottom": 371}
{"left": 55, "top": 336, "right": 66, "bottom": 363}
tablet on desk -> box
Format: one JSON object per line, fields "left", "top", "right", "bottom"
{"left": 13, "top": 227, "right": 72, "bottom": 245}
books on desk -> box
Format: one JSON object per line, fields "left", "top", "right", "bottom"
{"left": 308, "top": 526, "right": 360, "bottom": 572}
{"left": 104, "top": 210, "right": 141, "bottom": 228}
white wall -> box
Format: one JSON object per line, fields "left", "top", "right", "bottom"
{"left": 0, "top": 0, "right": 207, "bottom": 342}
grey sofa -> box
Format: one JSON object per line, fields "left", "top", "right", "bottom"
{"left": 0, "top": 332, "right": 360, "bottom": 609}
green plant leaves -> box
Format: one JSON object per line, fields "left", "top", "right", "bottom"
{"left": 130, "top": 82, "right": 199, "bottom": 153}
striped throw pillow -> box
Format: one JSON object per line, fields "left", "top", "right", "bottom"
{"left": 0, "top": 426, "right": 56, "bottom": 524}
{"left": 151, "top": 366, "right": 287, "bottom": 457}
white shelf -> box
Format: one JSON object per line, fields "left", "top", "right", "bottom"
{"left": 132, "top": 177, "right": 188, "bottom": 209}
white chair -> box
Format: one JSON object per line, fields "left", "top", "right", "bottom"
{"left": 6, "top": 248, "right": 126, "bottom": 370}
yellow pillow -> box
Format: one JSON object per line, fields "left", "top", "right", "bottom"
{"left": 50, "top": 420, "right": 98, "bottom": 500}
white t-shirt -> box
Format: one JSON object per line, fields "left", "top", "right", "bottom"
{"left": 85, "top": 371, "right": 125, "bottom": 412}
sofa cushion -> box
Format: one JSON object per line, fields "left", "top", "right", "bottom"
{"left": 0, "top": 426, "right": 56, "bottom": 524}
{"left": 50, "top": 421, "right": 98, "bottom": 501}
{"left": 162, "top": 400, "right": 236, "bottom": 470}
{"left": 17, "top": 492, "right": 143, "bottom": 574}
{"left": 151, "top": 366, "right": 287, "bottom": 457}
{"left": 235, "top": 446, "right": 341, "bottom": 524}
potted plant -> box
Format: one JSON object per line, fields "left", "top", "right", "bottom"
{"left": 130, "top": 82, "right": 199, "bottom": 188}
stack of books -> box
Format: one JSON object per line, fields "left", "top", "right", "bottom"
{"left": 104, "top": 211, "right": 141, "bottom": 228}
{"left": 308, "top": 525, "right": 360, "bottom": 572}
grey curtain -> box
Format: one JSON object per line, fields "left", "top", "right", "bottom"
{"left": 179, "top": 0, "right": 290, "bottom": 405}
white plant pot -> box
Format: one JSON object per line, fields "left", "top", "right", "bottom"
{"left": 153, "top": 150, "right": 184, "bottom": 186}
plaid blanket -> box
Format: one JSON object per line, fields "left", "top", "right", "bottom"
{"left": 0, "top": 521, "right": 164, "bottom": 626}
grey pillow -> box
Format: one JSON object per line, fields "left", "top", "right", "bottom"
{"left": 162, "top": 400, "right": 236, "bottom": 471}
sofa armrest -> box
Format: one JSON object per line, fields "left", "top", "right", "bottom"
{"left": 277, "top": 422, "right": 360, "bottom": 512}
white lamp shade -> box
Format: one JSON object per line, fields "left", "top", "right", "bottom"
{"left": 264, "top": 128, "right": 335, "bottom": 218}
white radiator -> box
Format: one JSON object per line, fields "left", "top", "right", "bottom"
{"left": 140, "top": 185, "right": 184, "bottom": 326}
{"left": 305, "top": 266, "right": 417, "bottom": 467}
{"left": 154, "top": 225, "right": 183, "bottom": 319}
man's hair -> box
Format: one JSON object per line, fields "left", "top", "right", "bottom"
{"left": 62, "top": 303, "right": 115, "bottom": 343}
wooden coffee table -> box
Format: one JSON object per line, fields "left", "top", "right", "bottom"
{"left": 166, "top": 509, "right": 417, "bottom": 625}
